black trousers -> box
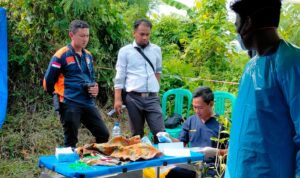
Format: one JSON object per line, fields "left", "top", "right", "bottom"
{"left": 166, "top": 167, "right": 196, "bottom": 178}
{"left": 166, "top": 163, "right": 217, "bottom": 178}
{"left": 125, "top": 93, "right": 165, "bottom": 144}
{"left": 59, "top": 103, "right": 109, "bottom": 147}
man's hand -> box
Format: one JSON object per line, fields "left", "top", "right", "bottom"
{"left": 88, "top": 83, "right": 98, "bottom": 97}
{"left": 114, "top": 89, "right": 123, "bottom": 115}
{"left": 114, "top": 100, "right": 123, "bottom": 115}
{"left": 198, "top": 147, "right": 218, "bottom": 158}
{"left": 156, "top": 132, "right": 172, "bottom": 143}
{"left": 155, "top": 73, "right": 161, "bottom": 83}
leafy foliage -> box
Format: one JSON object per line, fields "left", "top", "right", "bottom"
{"left": 2, "top": 0, "right": 131, "bottom": 113}
{"left": 0, "top": 0, "right": 151, "bottom": 176}
{"left": 1, "top": 0, "right": 300, "bottom": 177}
{"left": 152, "top": 1, "right": 300, "bottom": 177}
{"left": 152, "top": 0, "right": 246, "bottom": 95}
{"left": 118, "top": 0, "right": 158, "bottom": 29}
{"left": 279, "top": 3, "right": 300, "bottom": 46}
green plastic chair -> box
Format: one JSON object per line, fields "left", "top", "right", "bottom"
{"left": 162, "top": 88, "right": 193, "bottom": 120}
{"left": 213, "top": 91, "right": 236, "bottom": 117}
{"left": 162, "top": 88, "right": 193, "bottom": 139}
{"left": 148, "top": 88, "right": 193, "bottom": 140}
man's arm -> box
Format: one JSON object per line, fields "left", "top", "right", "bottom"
{"left": 155, "top": 73, "right": 160, "bottom": 83}
{"left": 87, "top": 55, "right": 98, "bottom": 97}
{"left": 157, "top": 119, "right": 190, "bottom": 146}
{"left": 170, "top": 136, "right": 189, "bottom": 147}
{"left": 279, "top": 57, "right": 300, "bottom": 177}
{"left": 114, "top": 48, "right": 127, "bottom": 115}
{"left": 155, "top": 46, "right": 162, "bottom": 84}
{"left": 114, "top": 89, "right": 123, "bottom": 115}
{"left": 156, "top": 131, "right": 189, "bottom": 146}
{"left": 43, "top": 56, "right": 62, "bottom": 95}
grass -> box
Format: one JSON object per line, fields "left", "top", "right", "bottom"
{"left": 0, "top": 158, "right": 40, "bottom": 177}
{"left": 0, "top": 107, "right": 142, "bottom": 177}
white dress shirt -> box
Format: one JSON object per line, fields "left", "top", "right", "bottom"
{"left": 114, "top": 41, "right": 162, "bottom": 92}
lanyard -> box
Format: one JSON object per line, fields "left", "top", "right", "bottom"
{"left": 74, "top": 53, "right": 93, "bottom": 82}
{"left": 74, "top": 54, "right": 83, "bottom": 72}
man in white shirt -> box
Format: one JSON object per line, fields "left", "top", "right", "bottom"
{"left": 114, "top": 18, "right": 165, "bottom": 143}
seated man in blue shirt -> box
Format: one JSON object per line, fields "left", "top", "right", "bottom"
{"left": 161, "top": 86, "right": 228, "bottom": 178}
{"left": 162, "top": 86, "right": 228, "bottom": 150}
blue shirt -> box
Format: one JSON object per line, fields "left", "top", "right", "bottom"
{"left": 179, "top": 115, "right": 221, "bottom": 148}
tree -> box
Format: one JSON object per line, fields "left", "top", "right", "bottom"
{"left": 0, "top": 0, "right": 147, "bottom": 112}
{"left": 279, "top": 3, "right": 300, "bottom": 46}
{"left": 152, "top": 0, "right": 246, "bottom": 94}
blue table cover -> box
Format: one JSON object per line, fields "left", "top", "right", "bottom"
{"left": 39, "top": 152, "right": 204, "bottom": 178}
{"left": 0, "top": 7, "right": 8, "bottom": 129}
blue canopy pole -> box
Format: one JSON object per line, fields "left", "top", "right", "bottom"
{"left": 0, "top": 7, "right": 8, "bottom": 128}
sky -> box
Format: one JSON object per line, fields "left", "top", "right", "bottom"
{"left": 156, "top": 0, "right": 193, "bottom": 16}
{"left": 156, "top": 0, "right": 226, "bottom": 16}
{"left": 154, "top": 4, "right": 186, "bottom": 16}
{"left": 176, "top": 0, "right": 194, "bottom": 7}
{"left": 156, "top": 0, "right": 300, "bottom": 17}
{"left": 176, "top": 0, "right": 300, "bottom": 6}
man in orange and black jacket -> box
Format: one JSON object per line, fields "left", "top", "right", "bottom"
{"left": 43, "top": 20, "right": 109, "bottom": 148}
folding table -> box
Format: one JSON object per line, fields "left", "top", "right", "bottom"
{"left": 38, "top": 152, "right": 204, "bottom": 178}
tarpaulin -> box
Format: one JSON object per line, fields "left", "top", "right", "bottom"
{"left": 0, "top": 7, "right": 8, "bottom": 128}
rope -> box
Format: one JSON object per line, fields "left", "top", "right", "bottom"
{"left": 95, "top": 66, "right": 115, "bottom": 70}
{"left": 190, "top": 77, "right": 239, "bottom": 85}
{"left": 94, "top": 66, "right": 240, "bottom": 85}
{"left": 163, "top": 74, "right": 240, "bottom": 85}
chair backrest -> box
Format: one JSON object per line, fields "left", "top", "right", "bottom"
{"left": 162, "top": 88, "right": 193, "bottom": 120}
{"left": 213, "top": 91, "right": 236, "bottom": 116}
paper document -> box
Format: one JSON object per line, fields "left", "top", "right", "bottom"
{"left": 189, "top": 147, "right": 205, "bottom": 152}
{"left": 158, "top": 142, "right": 191, "bottom": 157}
{"left": 158, "top": 142, "right": 183, "bottom": 151}
{"left": 163, "top": 148, "right": 191, "bottom": 157}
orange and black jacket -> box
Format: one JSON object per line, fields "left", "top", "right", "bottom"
{"left": 43, "top": 44, "right": 95, "bottom": 107}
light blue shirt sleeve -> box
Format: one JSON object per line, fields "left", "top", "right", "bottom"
{"left": 155, "top": 46, "right": 162, "bottom": 73}
{"left": 114, "top": 47, "right": 127, "bottom": 89}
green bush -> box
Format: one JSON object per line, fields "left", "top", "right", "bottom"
{"left": 1, "top": 0, "right": 131, "bottom": 113}
{"left": 152, "top": 0, "right": 246, "bottom": 95}
{"left": 0, "top": 0, "right": 299, "bottom": 177}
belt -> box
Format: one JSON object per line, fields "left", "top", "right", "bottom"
{"left": 129, "top": 91, "right": 157, "bottom": 97}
